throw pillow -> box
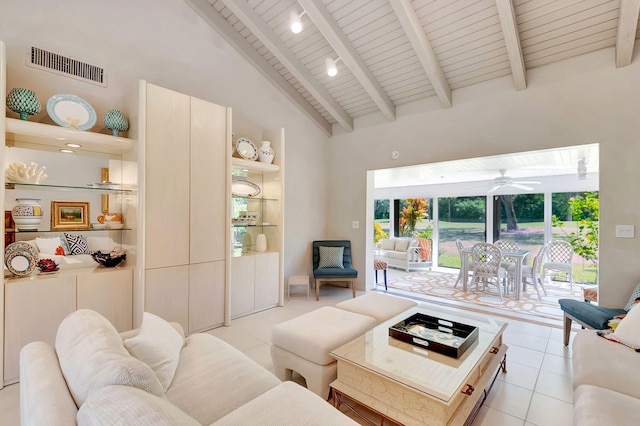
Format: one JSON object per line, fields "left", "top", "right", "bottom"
{"left": 611, "top": 304, "right": 640, "bottom": 349}
{"left": 55, "top": 309, "right": 164, "bottom": 407}
{"left": 394, "top": 239, "right": 410, "bottom": 252}
{"left": 64, "top": 233, "right": 90, "bottom": 255}
{"left": 124, "top": 312, "right": 185, "bottom": 391}
{"left": 36, "top": 236, "right": 69, "bottom": 255}
{"left": 624, "top": 281, "right": 640, "bottom": 311}
{"left": 381, "top": 239, "right": 395, "bottom": 250}
{"left": 318, "top": 246, "right": 344, "bottom": 269}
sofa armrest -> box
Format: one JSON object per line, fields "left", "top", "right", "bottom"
{"left": 20, "top": 341, "right": 78, "bottom": 426}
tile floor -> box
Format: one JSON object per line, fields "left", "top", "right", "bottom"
{"left": 0, "top": 284, "right": 575, "bottom": 426}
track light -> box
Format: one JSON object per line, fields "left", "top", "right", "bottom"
{"left": 326, "top": 57, "right": 341, "bottom": 77}
{"left": 577, "top": 158, "right": 587, "bottom": 180}
{"left": 290, "top": 10, "right": 306, "bottom": 34}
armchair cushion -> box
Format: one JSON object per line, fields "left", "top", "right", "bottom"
{"left": 318, "top": 246, "right": 344, "bottom": 269}
{"left": 380, "top": 239, "right": 395, "bottom": 250}
{"left": 313, "top": 267, "right": 358, "bottom": 279}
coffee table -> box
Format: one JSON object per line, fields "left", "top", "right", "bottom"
{"left": 329, "top": 305, "right": 508, "bottom": 426}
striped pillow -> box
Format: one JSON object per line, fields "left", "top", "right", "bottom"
{"left": 318, "top": 246, "right": 344, "bottom": 269}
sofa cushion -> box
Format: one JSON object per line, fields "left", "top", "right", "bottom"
{"left": 394, "top": 239, "right": 410, "bottom": 252}
{"left": 77, "top": 385, "right": 199, "bottom": 426}
{"left": 380, "top": 238, "right": 395, "bottom": 250}
{"left": 212, "top": 381, "right": 358, "bottom": 425}
{"left": 336, "top": 293, "right": 417, "bottom": 324}
{"left": 387, "top": 250, "right": 408, "bottom": 260}
{"left": 165, "top": 333, "right": 280, "bottom": 424}
{"left": 55, "top": 309, "right": 164, "bottom": 407}
{"left": 573, "top": 385, "right": 640, "bottom": 426}
{"left": 607, "top": 304, "right": 640, "bottom": 349}
{"left": 124, "top": 312, "right": 185, "bottom": 391}
{"left": 318, "top": 246, "right": 344, "bottom": 268}
{"left": 573, "top": 330, "right": 640, "bottom": 399}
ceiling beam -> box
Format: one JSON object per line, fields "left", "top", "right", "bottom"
{"left": 218, "top": 0, "right": 353, "bottom": 132}
{"left": 390, "top": 0, "right": 452, "bottom": 108}
{"left": 495, "top": 0, "right": 527, "bottom": 90}
{"left": 616, "top": 0, "right": 640, "bottom": 67}
{"left": 297, "top": 0, "right": 396, "bottom": 122}
{"left": 185, "top": 0, "right": 333, "bottom": 135}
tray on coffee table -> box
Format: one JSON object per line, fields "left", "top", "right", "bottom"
{"left": 389, "top": 312, "right": 478, "bottom": 358}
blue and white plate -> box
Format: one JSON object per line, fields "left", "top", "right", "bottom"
{"left": 231, "top": 179, "right": 261, "bottom": 198}
{"left": 46, "top": 94, "right": 97, "bottom": 130}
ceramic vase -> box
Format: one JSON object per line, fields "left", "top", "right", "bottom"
{"left": 258, "top": 141, "right": 275, "bottom": 164}
{"left": 6, "top": 88, "right": 41, "bottom": 121}
{"left": 104, "top": 109, "right": 129, "bottom": 136}
{"left": 11, "top": 198, "right": 43, "bottom": 231}
{"left": 256, "top": 234, "right": 267, "bottom": 252}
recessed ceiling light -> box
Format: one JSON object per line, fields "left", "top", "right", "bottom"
{"left": 59, "top": 149, "right": 74, "bottom": 154}
{"left": 65, "top": 143, "right": 81, "bottom": 148}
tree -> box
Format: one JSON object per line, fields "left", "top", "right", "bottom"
{"left": 552, "top": 191, "right": 599, "bottom": 266}
{"left": 399, "top": 198, "right": 429, "bottom": 237}
{"left": 500, "top": 195, "right": 519, "bottom": 231}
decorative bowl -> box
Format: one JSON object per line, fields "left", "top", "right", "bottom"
{"left": 6, "top": 88, "right": 41, "bottom": 120}
{"left": 91, "top": 250, "right": 126, "bottom": 268}
{"left": 232, "top": 217, "right": 250, "bottom": 226}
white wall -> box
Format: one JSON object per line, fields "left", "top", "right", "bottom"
{"left": 0, "top": 0, "right": 330, "bottom": 281}
{"left": 329, "top": 47, "right": 640, "bottom": 308}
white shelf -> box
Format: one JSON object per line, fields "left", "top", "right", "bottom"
{"left": 232, "top": 157, "right": 279, "bottom": 172}
{"left": 5, "top": 118, "right": 135, "bottom": 155}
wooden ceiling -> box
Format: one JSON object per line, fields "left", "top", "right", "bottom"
{"left": 186, "top": 0, "right": 640, "bottom": 135}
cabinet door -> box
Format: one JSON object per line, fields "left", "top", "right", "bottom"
{"left": 145, "top": 266, "right": 189, "bottom": 331}
{"left": 254, "top": 252, "right": 279, "bottom": 310}
{"left": 188, "top": 261, "right": 225, "bottom": 332}
{"left": 4, "top": 276, "right": 76, "bottom": 382}
{"left": 230, "top": 256, "right": 255, "bottom": 318}
{"left": 190, "top": 98, "right": 227, "bottom": 264}
{"left": 145, "top": 83, "right": 190, "bottom": 268}
{"left": 77, "top": 269, "right": 133, "bottom": 333}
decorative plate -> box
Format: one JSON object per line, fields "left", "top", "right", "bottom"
{"left": 4, "top": 241, "right": 39, "bottom": 276}
{"left": 46, "top": 94, "right": 97, "bottom": 130}
{"left": 234, "top": 137, "right": 258, "bottom": 160}
{"left": 231, "top": 179, "right": 261, "bottom": 198}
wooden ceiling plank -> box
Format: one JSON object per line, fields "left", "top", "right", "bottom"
{"left": 297, "top": 0, "right": 397, "bottom": 121}
{"left": 185, "top": 0, "right": 333, "bottom": 135}
{"left": 390, "top": 0, "right": 452, "bottom": 108}
{"left": 217, "top": 0, "right": 353, "bottom": 131}
{"left": 496, "top": 0, "right": 527, "bottom": 90}
{"left": 616, "top": 0, "right": 640, "bottom": 67}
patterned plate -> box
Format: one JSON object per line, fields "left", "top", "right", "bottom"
{"left": 234, "top": 137, "right": 258, "bottom": 160}
{"left": 46, "top": 94, "right": 97, "bottom": 130}
{"left": 4, "top": 241, "right": 39, "bottom": 276}
{"left": 231, "top": 179, "right": 261, "bottom": 198}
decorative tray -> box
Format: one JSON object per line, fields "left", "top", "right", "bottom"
{"left": 389, "top": 313, "right": 478, "bottom": 358}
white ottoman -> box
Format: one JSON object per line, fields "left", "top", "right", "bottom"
{"left": 270, "top": 306, "right": 377, "bottom": 399}
{"left": 335, "top": 292, "right": 417, "bottom": 324}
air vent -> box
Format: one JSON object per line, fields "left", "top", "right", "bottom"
{"left": 26, "top": 45, "right": 107, "bottom": 87}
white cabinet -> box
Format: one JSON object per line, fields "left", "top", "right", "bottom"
{"left": 142, "top": 82, "right": 229, "bottom": 333}
{"left": 230, "top": 252, "right": 279, "bottom": 318}
{"left": 77, "top": 268, "right": 133, "bottom": 333}
{"left": 255, "top": 252, "right": 280, "bottom": 310}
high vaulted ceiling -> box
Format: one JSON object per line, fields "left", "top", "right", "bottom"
{"left": 186, "top": 0, "right": 640, "bottom": 135}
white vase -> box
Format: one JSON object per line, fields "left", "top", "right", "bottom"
{"left": 258, "top": 141, "right": 275, "bottom": 164}
{"left": 11, "top": 198, "right": 43, "bottom": 231}
{"left": 256, "top": 234, "right": 267, "bottom": 252}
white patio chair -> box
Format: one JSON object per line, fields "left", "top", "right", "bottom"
{"left": 508, "top": 245, "right": 547, "bottom": 300}
{"left": 495, "top": 239, "right": 518, "bottom": 293}
{"left": 470, "top": 243, "right": 507, "bottom": 301}
{"left": 454, "top": 239, "right": 474, "bottom": 288}
{"left": 542, "top": 240, "right": 574, "bottom": 289}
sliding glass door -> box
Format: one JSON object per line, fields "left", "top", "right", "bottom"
{"left": 437, "top": 196, "right": 486, "bottom": 269}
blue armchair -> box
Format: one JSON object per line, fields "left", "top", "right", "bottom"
{"left": 312, "top": 240, "right": 358, "bottom": 301}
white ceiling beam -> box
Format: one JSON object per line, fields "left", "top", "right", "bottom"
{"left": 616, "top": 0, "right": 640, "bottom": 67}
{"left": 297, "top": 0, "right": 396, "bottom": 122}
{"left": 495, "top": 0, "right": 527, "bottom": 90}
{"left": 390, "top": 0, "right": 452, "bottom": 108}
{"left": 185, "top": 0, "right": 333, "bottom": 135}
{"left": 218, "top": 0, "right": 353, "bottom": 132}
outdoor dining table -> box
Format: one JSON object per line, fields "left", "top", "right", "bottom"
{"left": 460, "top": 246, "right": 530, "bottom": 300}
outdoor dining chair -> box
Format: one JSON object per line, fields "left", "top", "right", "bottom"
{"left": 454, "top": 239, "right": 474, "bottom": 288}
{"left": 508, "top": 245, "right": 547, "bottom": 300}
{"left": 470, "top": 243, "right": 507, "bottom": 301}
{"left": 542, "top": 240, "right": 574, "bottom": 289}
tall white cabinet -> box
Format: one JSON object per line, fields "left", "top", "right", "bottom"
{"left": 141, "top": 82, "right": 229, "bottom": 333}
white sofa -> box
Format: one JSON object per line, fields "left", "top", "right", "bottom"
{"left": 376, "top": 237, "right": 431, "bottom": 271}
{"left": 20, "top": 309, "right": 357, "bottom": 425}
{"left": 571, "top": 330, "right": 640, "bottom": 425}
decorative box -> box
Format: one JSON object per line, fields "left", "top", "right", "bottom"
{"left": 389, "top": 312, "right": 479, "bottom": 358}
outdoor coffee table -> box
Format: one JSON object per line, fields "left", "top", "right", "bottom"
{"left": 329, "top": 305, "right": 508, "bottom": 426}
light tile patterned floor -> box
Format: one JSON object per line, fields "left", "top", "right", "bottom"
{"left": 0, "top": 284, "right": 576, "bottom": 426}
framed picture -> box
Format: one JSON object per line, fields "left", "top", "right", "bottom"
{"left": 5, "top": 211, "right": 15, "bottom": 247}
{"left": 51, "top": 201, "right": 90, "bottom": 230}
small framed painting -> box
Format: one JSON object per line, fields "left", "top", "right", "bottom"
{"left": 51, "top": 201, "right": 90, "bottom": 230}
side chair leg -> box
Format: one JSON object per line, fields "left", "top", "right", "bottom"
{"left": 384, "top": 270, "right": 387, "bottom": 291}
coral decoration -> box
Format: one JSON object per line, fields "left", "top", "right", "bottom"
{"left": 36, "top": 258, "right": 59, "bottom": 273}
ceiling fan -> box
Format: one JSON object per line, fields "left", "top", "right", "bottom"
{"left": 487, "top": 169, "right": 541, "bottom": 193}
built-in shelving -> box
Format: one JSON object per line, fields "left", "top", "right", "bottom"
{"left": 5, "top": 182, "right": 136, "bottom": 193}
{"left": 231, "top": 157, "right": 280, "bottom": 172}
